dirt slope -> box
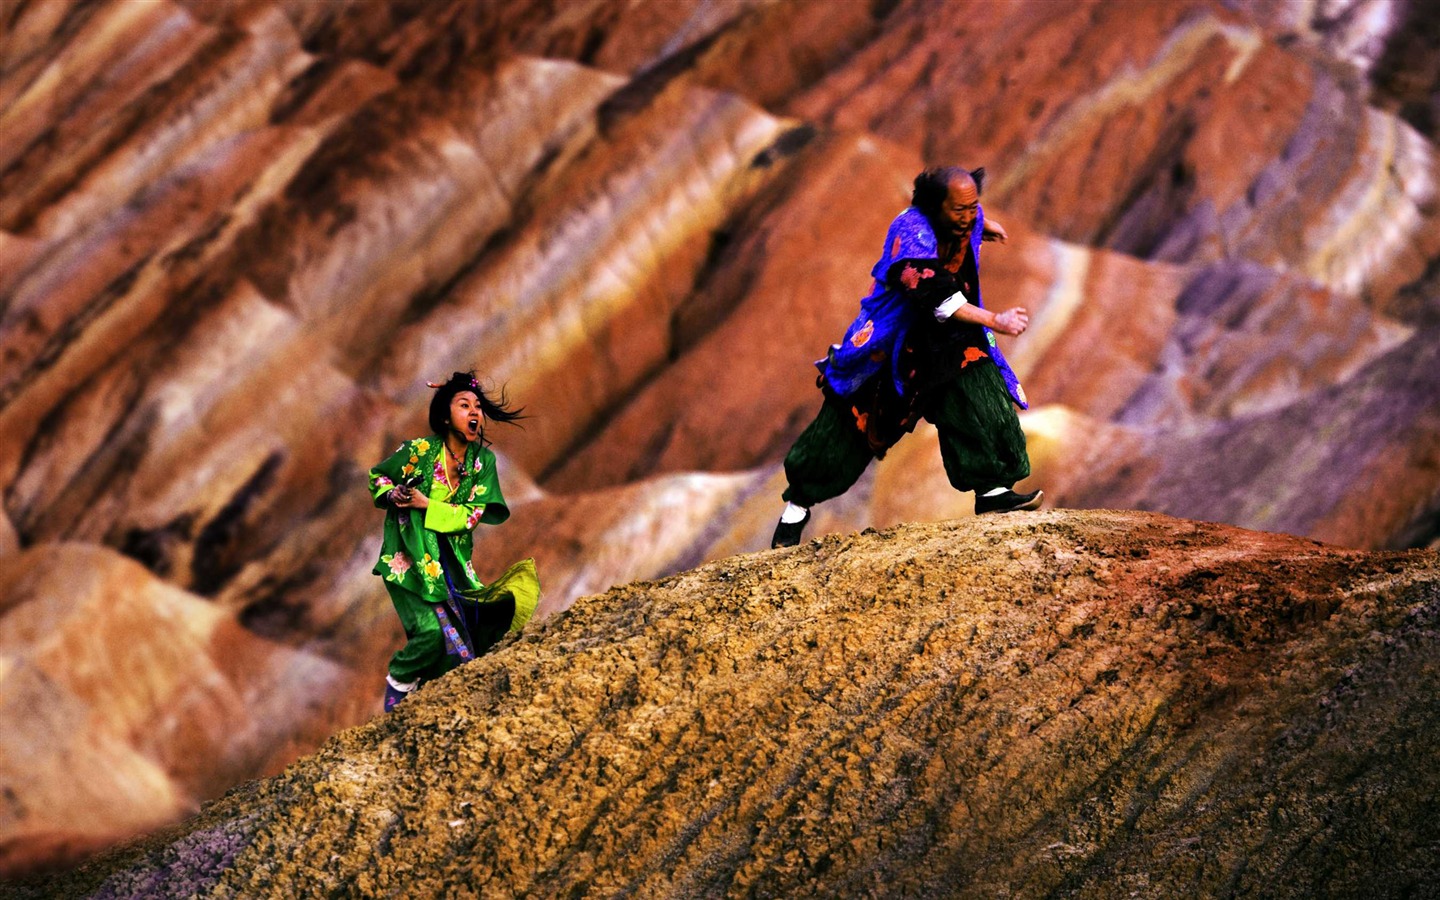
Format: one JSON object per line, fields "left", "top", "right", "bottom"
{"left": 15, "top": 509, "right": 1439, "bottom": 899}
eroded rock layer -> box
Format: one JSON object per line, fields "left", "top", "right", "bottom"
{"left": 15, "top": 511, "right": 1440, "bottom": 898}
{"left": 3, "top": 0, "right": 1440, "bottom": 874}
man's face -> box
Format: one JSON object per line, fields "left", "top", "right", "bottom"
{"left": 939, "top": 176, "right": 979, "bottom": 236}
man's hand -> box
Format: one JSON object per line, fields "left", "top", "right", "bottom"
{"left": 991, "top": 307, "right": 1029, "bottom": 336}
{"left": 982, "top": 217, "right": 1009, "bottom": 243}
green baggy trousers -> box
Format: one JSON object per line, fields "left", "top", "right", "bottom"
{"left": 385, "top": 582, "right": 460, "bottom": 685}
{"left": 384, "top": 557, "right": 539, "bottom": 685}
{"left": 783, "top": 360, "right": 1030, "bottom": 507}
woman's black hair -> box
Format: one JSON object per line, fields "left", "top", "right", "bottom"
{"left": 428, "top": 370, "right": 525, "bottom": 445}
{"left": 912, "top": 165, "right": 985, "bottom": 218}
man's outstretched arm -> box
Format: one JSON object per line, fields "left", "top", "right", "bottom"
{"left": 942, "top": 296, "right": 1029, "bottom": 335}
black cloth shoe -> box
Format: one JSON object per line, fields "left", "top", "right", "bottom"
{"left": 770, "top": 509, "right": 812, "bottom": 548}
{"left": 974, "top": 488, "right": 1043, "bottom": 515}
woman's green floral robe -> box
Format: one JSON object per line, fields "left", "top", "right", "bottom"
{"left": 369, "top": 435, "right": 539, "bottom": 687}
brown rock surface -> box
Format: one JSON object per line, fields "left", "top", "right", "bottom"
{"left": 13, "top": 511, "right": 1440, "bottom": 897}
{"left": 371, "top": 69, "right": 792, "bottom": 478}
{"left": 784, "top": 0, "right": 1440, "bottom": 310}
{"left": 1056, "top": 332, "right": 1440, "bottom": 551}
{"left": 541, "top": 164, "right": 1193, "bottom": 491}
{"left": 4, "top": 0, "right": 1440, "bottom": 876}
{"left": 0, "top": 543, "right": 365, "bottom": 875}
{"left": 540, "top": 130, "right": 921, "bottom": 490}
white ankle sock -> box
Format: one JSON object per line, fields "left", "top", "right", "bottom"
{"left": 780, "top": 502, "right": 809, "bottom": 524}
{"left": 982, "top": 487, "right": 1008, "bottom": 497}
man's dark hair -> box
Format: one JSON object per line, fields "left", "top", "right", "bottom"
{"left": 912, "top": 166, "right": 986, "bottom": 217}
{"left": 428, "top": 370, "right": 525, "bottom": 444}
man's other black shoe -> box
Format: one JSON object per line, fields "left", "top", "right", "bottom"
{"left": 975, "top": 488, "right": 1044, "bottom": 515}
{"left": 770, "top": 509, "right": 811, "bottom": 548}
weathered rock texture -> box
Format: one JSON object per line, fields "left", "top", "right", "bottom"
{"left": 3, "top": 0, "right": 1440, "bottom": 874}
{"left": 12, "top": 511, "right": 1440, "bottom": 898}
{"left": 0, "top": 544, "right": 369, "bottom": 876}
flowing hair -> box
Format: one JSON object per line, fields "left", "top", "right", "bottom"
{"left": 428, "top": 370, "right": 525, "bottom": 446}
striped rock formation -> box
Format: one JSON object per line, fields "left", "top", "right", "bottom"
{"left": 2, "top": 0, "right": 1438, "bottom": 874}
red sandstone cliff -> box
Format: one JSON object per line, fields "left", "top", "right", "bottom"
{"left": 2, "top": 0, "right": 1438, "bottom": 875}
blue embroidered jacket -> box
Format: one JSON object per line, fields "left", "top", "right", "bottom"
{"left": 817, "top": 205, "right": 1028, "bottom": 409}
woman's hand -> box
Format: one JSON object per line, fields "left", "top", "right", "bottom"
{"left": 991, "top": 307, "right": 1030, "bottom": 336}
{"left": 982, "top": 217, "right": 1009, "bottom": 243}
{"left": 390, "top": 487, "right": 430, "bottom": 510}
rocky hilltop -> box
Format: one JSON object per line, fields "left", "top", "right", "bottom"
{"left": 12, "top": 510, "right": 1440, "bottom": 898}
{"left": 3, "top": 0, "right": 1440, "bottom": 875}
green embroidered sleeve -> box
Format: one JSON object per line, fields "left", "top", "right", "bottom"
{"left": 367, "top": 437, "right": 434, "bottom": 508}
{"left": 474, "top": 448, "right": 510, "bottom": 525}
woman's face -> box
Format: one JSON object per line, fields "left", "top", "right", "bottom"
{"left": 449, "top": 391, "right": 482, "bottom": 441}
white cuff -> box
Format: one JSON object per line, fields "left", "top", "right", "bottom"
{"left": 780, "top": 502, "right": 809, "bottom": 524}
{"left": 386, "top": 674, "right": 418, "bottom": 692}
{"left": 933, "top": 290, "right": 969, "bottom": 321}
